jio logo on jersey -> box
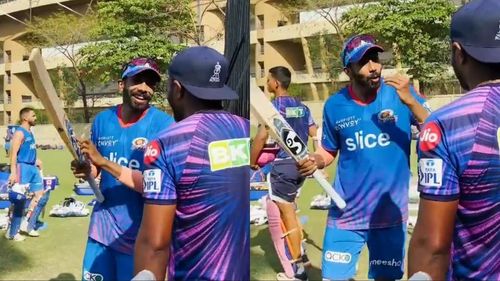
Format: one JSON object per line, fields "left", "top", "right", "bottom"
{"left": 345, "top": 131, "right": 391, "bottom": 151}
{"left": 419, "top": 122, "right": 442, "bottom": 152}
{"left": 144, "top": 140, "right": 161, "bottom": 165}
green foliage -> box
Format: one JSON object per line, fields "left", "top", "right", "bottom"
{"left": 308, "top": 34, "right": 344, "bottom": 80}
{"left": 342, "top": 0, "right": 456, "bottom": 85}
{"left": 287, "top": 83, "right": 307, "bottom": 99}
{"left": 33, "top": 109, "right": 50, "bottom": 124}
{"left": 80, "top": 0, "right": 195, "bottom": 83}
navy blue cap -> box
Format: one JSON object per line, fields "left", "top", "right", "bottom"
{"left": 451, "top": 0, "right": 500, "bottom": 63}
{"left": 168, "top": 46, "right": 238, "bottom": 100}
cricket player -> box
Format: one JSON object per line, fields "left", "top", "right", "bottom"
{"left": 7, "top": 107, "right": 44, "bottom": 239}
{"left": 71, "top": 58, "right": 174, "bottom": 281}
{"left": 298, "top": 35, "right": 430, "bottom": 280}
{"left": 250, "top": 66, "right": 317, "bottom": 281}
{"left": 134, "top": 46, "right": 250, "bottom": 280}
{"left": 409, "top": 1, "right": 500, "bottom": 280}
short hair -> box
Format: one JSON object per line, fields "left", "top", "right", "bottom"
{"left": 19, "top": 107, "right": 34, "bottom": 120}
{"left": 269, "top": 66, "right": 292, "bottom": 89}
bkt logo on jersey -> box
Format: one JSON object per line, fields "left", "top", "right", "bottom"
{"left": 104, "top": 152, "right": 141, "bottom": 169}
{"left": 418, "top": 158, "right": 443, "bottom": 187}
{"left": 345, "top": 131, "right": 391, "bottom": 151}
{"left": 208, "top": 138, "right": 250, "bottom": 172}
{"left": 419, "top": 122, "right": 442, "bottom": 152}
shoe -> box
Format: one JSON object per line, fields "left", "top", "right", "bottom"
{"left": 26, "top": 230, "right": 40, "bottom": 237}
{"left": 276, "top": 272, "right": 308, "bottom": 281}
{"left": 6, "top": 233, "right": 26, "bottom": 241}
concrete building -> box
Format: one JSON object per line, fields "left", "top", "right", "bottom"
{"left": 0, "top": 0, "right": 226, "bottom": 125}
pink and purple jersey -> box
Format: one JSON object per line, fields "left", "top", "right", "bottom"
{"left": 272, "top": 96, "right": 316, "bottom": 158}
{"left": 322, "top": 82, "right": 428, "bottom": 230}
{"left": 143, "top": 111, "right": 250, "bottom": 280}
{"left": 88, "top": 105, "right": 174, "bottom": 254}
{"left": 417, "top": 83, "right": 499, "bottom": 281}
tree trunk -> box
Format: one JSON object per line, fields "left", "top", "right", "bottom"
{"left": 223, "top": 0, "right": 250, "bottom": 119}
{"left": 78, "top": 78, "right": 90, "bottom": 123}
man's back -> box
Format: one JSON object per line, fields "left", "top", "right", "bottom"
{"left": 144, "top": 111, "right": 250, "bottom": 281}
{"left": 418, "top": 83, "right": 500, "bottom": 280}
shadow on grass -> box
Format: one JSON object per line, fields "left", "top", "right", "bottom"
{"left": 49, "top": 273, "right": 77, "bottom": 281}
{"left": 0, "top": 235, "right": 33, "bottom": 276}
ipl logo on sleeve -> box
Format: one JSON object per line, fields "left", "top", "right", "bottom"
{"left": 143, "top": 169, "right": 162, "bottom": 193}
{"left": 418, "top": 158, "right": 443, "bottom": 187}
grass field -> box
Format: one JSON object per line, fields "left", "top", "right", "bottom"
{"left": 0, "top": 149, "right": 90, "bottom": 280}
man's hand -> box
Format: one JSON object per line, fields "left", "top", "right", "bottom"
{"left": 385, "top": 74, "right": 416, "bottom": 106}
{"left": 250, "top": 164, "right": 260, "bottom": 170}
{"left": 8, "top": 172, "right": 17, "bottom": 186}
{"left": 297, "top": 154, "right": 323, "bottom": 177}
{"left": 78, "top": 139, "right": 106, "bottom": 167}
{"left": 70, "top": 160, "right": 91, "bottom": 179}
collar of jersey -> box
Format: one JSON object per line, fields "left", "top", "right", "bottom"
{"left": 347, "top": 84, "right": 379, "bottom": 106}
{"left": 117, "top": 104, "right": 150, "bottom": 128}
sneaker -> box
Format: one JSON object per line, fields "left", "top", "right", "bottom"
{"left": 276, "top": 272, "right": 308, "bottom": 281}
{"left": 5, "top": 233, "right": 26, "bottom": 241}
{"left": 26, "top": 230, "right": 40, "bottom": 237}
{"left": 19, "top": 217, "right": 29, "bottom": 233}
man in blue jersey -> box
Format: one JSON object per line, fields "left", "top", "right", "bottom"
{"left": 71, "top": 57, "right": 174, "bottom": 281}
{"left": 7, "top": 107, "right": 43, "bottom": 240}
{"left": 409, "top": 1, "right": 500, "bottom": 280}
{"left": 298, "top": 35, "right": 430, "bottom": 280}
{"left": 134, "top": 46, "right": 249, "bottom": 280}
{"left": 251, "top": 66, "right": 317, "bottom": 281}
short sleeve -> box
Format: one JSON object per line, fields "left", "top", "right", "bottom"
{"left": 409, "top": 86, "right": 432, "bottom": 126}
{"left": 321, "top": 102, "right": 339, "bottom": 152}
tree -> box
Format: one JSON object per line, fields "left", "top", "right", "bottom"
{"left": 342, "top": 0, "right": 456, "bottom": 89}
{"left": 21, "top": 11, "right": 100, "bottom": 123}
{"left": 79, "top": 0, "right": 195, "bottom": 86}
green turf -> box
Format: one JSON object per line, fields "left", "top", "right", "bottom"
{"left": 0, "top": 149, "right": 91, "bottom": 280}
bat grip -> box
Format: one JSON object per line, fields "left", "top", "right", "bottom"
{"left": 85, "top": 175, "right": 105, "bottom": 203}
{"left": 312, "top": 170, "right": 346, "bottom": 209}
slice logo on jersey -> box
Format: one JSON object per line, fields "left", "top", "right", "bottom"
{"left": 285, "top": 106, "right": 305, "bottom": 118}
{"left": 419, "top": 122, "right": 442, "bottom": 152}
{"left": 104, "top": 152, "right": 141, "bottom": 169}
{"left": 345, "top": 131, "right": 391, "bottom": 151}
{"left": 418, "top": 158, "right": 443, "bottom": 187}
{"left": 378, "top": 109, "right": 397, "bottom": 123}
{"left": 83, "top": 271, "right": 103, "bottom": 281}
{"left": 208, "top": 138, "right": 250, "bottom": 171}
{"left": 144, "top": 140, "right": 161, "bottom": 166}
{"left": 132, "top": 137, "right": 148, "bottom": 150}
{"left": 143, "top": 169, "right": 162, "bottom": 193}
{"left": 324, "top": 251, "right": 352, "bottom": 264}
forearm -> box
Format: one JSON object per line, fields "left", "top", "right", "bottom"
{"left": 100, "top": 160, "right": 143, "bottom": 193}
{"left": 407, "top": 99, "right": 430, "bottom": 124}
{"left": 408, "top": 236, "right": 450, "bottom": 280}
{"left": 314, "top": 147, "right": 336, "bottom": 169}
{"left": 134, "top": 236, "right": 170, "bottom": 280}
{"left": 250, "top": 138, "right": 266, "bottom": 166}
{"left": 10, "top": 155, "right": 17, "bottom": 174}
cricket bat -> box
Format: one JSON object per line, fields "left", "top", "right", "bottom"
{"left": 28, "top": 48, "right": 105, "bottom": 203}
{"left": 250, "top": 78, "right": 346, "bottom": 209}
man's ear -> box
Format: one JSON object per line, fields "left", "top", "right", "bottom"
{"left": 118, "top": 80, "right": 124, "bottom": 93}
{"left": 451, "top": 42, "right": 466, "bottom": 65}
{"left": 171, "top": 80, "right": 184, "bottom": 99}
{"left": 343, "top": 66, "right": 351, "bottom": 78}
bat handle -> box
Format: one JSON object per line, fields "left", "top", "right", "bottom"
{"left": 312, "top": 170, "right": 346, "bottom": 209}
{"left": 85, "top": 175, "right": 105, "bottom": 203}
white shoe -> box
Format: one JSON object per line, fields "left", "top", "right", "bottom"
{"left": 27, "top": 230, "right": 40, "bottom": 237}
{"left": 20, "top": 217, "right": 29, "bottom": 233}
{"left": 6, "top": 233, "right": 26, "bottom": 241}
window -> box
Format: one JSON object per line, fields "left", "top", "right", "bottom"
{"left": 6, "top": 111, "right": 11, "bottom": 124}
{"left": 257, "top": 15, "right": 264, "bottom": 29}
{"left": 6, "top": 71, "right": 11, "bottom": 84}
{"left": 22, "top": 95, "right": 32, "bottom": 103}
{"left": 258, "top": 39, "right": 264, "bottom": 55}
{"left": 6, "top": 90, "right": 11, "bottom": 104}
{"left": 22, "top": 54, "right": 29, "bottom": 61}
{"left": 258, "top": 62, "right": 265, "bottom": 78}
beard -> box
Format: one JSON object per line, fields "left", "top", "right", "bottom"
{"left": 352, "top": 71, "right": 381, "bottom": 89}
{"left": 123, "top": 89, "right": 150, "bottom": 111}
{"left": 451, "top": 59, "right": 470, "bottom": 91}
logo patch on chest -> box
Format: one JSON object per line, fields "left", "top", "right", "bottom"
{"left": 132, "top": 137, "right": 148, "bottom": 150}
{"left": 377, "top": 109, "right": 397, "bottom": 123}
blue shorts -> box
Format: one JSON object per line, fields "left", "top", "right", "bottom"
{"left": 17, "top": 163, "right": 42, "bottom": 192}
{"left": 82, "top": 237, "right": 134, "bottom": 281}
{"left": 322, "top": 224, "right": 406, "bottom": 280}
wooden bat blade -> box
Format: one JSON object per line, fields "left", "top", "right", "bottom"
{"left": 29, "top": 48, "right": 105, "bottom": 203}
{"left": 250, "top": 78, "right": 346, "bottom": 209}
